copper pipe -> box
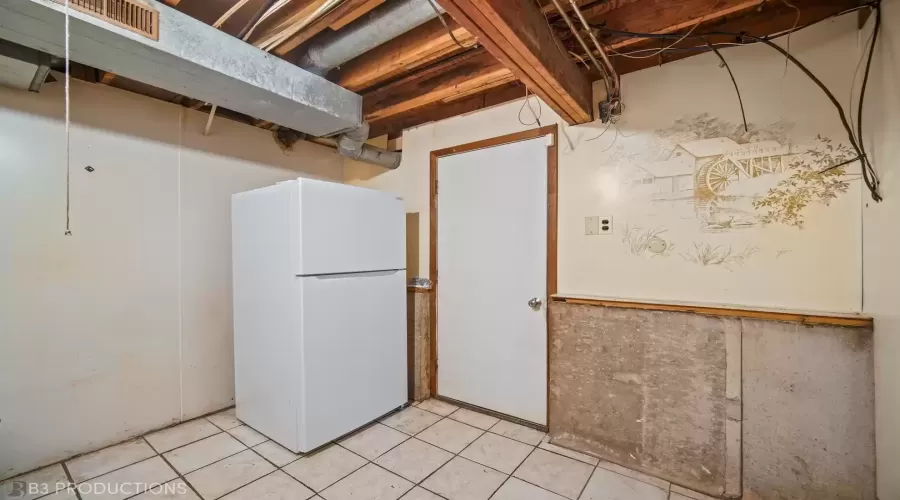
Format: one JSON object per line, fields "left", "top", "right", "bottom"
{"left": 568, "top": 0, "right": 619, "bottom": 94}
{"left": 548, "top": 0, "right": 611, "bottom": 97}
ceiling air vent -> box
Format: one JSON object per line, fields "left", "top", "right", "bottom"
{"left": 52, "top": 0, "right": 159, "bottom": 40}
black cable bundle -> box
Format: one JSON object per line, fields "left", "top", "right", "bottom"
{"left": 591, "top": 2, "right": 884, "bottom": 201}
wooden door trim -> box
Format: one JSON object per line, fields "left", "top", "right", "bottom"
{"left": 428, "top": 124, "right": 559, "bottom": 425}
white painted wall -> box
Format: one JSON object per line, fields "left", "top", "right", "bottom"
{"left": 0, "top": 78, "right": 343, "bottom": 480}
{"left": 346, "top": 13, "right": 866, "bottom": 313}
{"left": 862, "top": 0, "right": 900, "bottom": 498}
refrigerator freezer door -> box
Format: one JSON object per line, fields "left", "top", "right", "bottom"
{"left": 295, "top": 179, "right": 405, "bottom": 276}
{"left": 296, "top": 270, "right": 407, "bottom": 452}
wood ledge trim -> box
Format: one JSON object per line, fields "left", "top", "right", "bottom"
{"left": 551, "top": 296, "right": 873, "bottom": 329}
{"left": 407, "top": 286, "right": 433, "bottom": 293}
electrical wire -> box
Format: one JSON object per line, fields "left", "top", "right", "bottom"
{"left": 601, "top": 126, "right": 619, "bottom": 152}
{"left": 64, "top": 0, "right": 71, "bottom": 236}
{"left": 781, "top": 0, "right": 801, "bottom": 76}
{"left": 426, "top": 0, "right": 468, "bottom": 49}
{"left": 702, "top": 36, "right": 748, "bottom": 132}
{"left": 849, "top": 19, "right": 877, "bottom": 144}
{"left": 608, "top": 42, "right": 746, "bottom": 57}
{"left": 518, "top": 87, "right": 543, "bottom": 127}
{"left": 585, "top": 117, "right": 613, "bottom": 141}
{"left": 605, "top": 19, "right": 704, "bottom": 59}
{"left": 589, "top": 2, "right": 882, "bottom": 201}
{"left": 853, "top": 2, "right": 881, "bottom": 199}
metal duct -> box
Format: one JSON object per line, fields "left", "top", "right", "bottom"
{"left": 337, "top": 122, "right": 401, "bottom": 169}
{"left": 0, "top": 0, "right": 362, "bottom": 136}
{"left": 296, "top": 0, "right": 444, "bottom": 75}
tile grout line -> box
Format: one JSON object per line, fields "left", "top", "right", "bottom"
{"left": 486, "top": 443, "right": 539, "bottom": 500}
{"left": 372, "top": 410, "right": 568, "bottom": 500}
{"left": 19, "top": 401, "right": 678, "bottom": 500}
{"left": 60, "top": 461, "right": 83, "bottom": 500}
{"left": 67, "top": 451, "right": 160, "bottom": 486}
{"left": 243, "top": 444, "right": 319, "bottom": 495}
{"left": 155, "top": 443, "right": 209, "bottom": 500}
{"left": 392, "top": 403, "right": 580, "bottom": 500}
{"left": 0, "top": 409, "right": 236, "bottom": 491}
{"left": 145, "top": 425, "right": 226, "bottom": 456}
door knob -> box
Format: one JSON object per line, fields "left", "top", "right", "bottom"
{"left": 528, "top": 297, "right": 542, "bottom": 310}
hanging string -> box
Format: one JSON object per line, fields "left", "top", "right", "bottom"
{"left": 64, "top": 0, "right": 72, "bottom": 235}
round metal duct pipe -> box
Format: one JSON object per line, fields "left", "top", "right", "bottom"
{"left": 296, "top": 0, "right": 444, "bottom": 75}
{"left": 337, "top": 122, "right": 402, "bottom": 169}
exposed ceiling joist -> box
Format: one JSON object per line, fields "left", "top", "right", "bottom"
{"left": 362, "top": 48, "right": 515, "bottom": 122}
{"left": 597, "top": 0, "right": 766, "bottom": 51}
{"left": 335, "top": 15, "right": 476, "bottom": 92}
{"left": 329, "top": 0, "right": 385, "bottom": 30}
{"left": 368, "top": 81, "right": 523, "bottom": 137}
{"left": 605, "top": 0, "right": 860, "bottom": 73}
{"left": 437, "top": 0, "right": 593, "bottom": 124}
{"left": 265, "top": 0, "right": 387, "bottom": 55}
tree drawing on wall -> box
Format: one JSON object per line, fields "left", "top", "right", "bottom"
{"left": 656, "top": 113, "right": 792, "bottom": 151}
{"left": 751, "top": 136, "right": 855, "bottom": 228}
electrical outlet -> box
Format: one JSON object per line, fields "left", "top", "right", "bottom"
{"left": 585, "top": 216, "right": 599, "bottom": 235}
{"left": 587, "top": 216, "right": 614, "bottom": 235}
{"left": 600, "top": 216, "right": 613, "bottom": 234}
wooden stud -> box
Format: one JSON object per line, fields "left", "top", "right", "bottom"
{"left": 362, "top": 49, "right": 515, "bottom": 122}
{"left": 329, "top": 0, "right": 384, "bottom": 30}
{"left": 550, "top": 296, "right": 874, "bottom": 329}
{"left": 437, "top": 0, "right": 593, "bottom": 124}
{"left": 262, "top": 0, "right": 383, "bottom": 55}
{"left": 335, "top": 16, "right": 476, "bottom": 93}
{"left": 212, "top": 0, "right": 253, "bottom": 29}
{"left": 99, "top": 71, "right": 117, "bottom": 84}
{"left": 367, "top": 82, "right": 524, "bottom": 138}
{"left": 604, "top": 0, "right": 860, "bottom": 74}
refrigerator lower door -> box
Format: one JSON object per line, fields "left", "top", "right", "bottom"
{"left": 296, "top": 269, "right": 407, "bottom": 452}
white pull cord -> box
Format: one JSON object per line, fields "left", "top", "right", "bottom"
{"left": 64, "top": 0, "right": 72, "bottom": 235}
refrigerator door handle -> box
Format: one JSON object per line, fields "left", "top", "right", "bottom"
{"left": 302, "top": 269, "right": 404, "bottom": 280}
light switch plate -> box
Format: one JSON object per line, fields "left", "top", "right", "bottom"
{"left": 585, "top": 216, "right": 599, "bottom": 235}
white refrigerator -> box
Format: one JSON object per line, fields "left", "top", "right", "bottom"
{"left": 231, "top": 178, "right": 407, "bottom": 453}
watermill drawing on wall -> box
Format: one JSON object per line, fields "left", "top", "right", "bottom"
{"left": 619, "top": 115, "right": 858, "bottom": 233}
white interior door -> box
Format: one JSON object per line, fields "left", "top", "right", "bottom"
{"left": 436, "top": 136, "right": 549, "bottom": 425}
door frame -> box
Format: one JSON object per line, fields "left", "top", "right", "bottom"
{"left": 428, "top": 124, "right": 559, "bottom": 426}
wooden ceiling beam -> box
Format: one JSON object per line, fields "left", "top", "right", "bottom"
{"left": 587, "top": 0, "right": 765, "bottom": 50}
{"left": 368, "top": 81, "right": 524, "bottom": 138}
{"left": 437, "top": 0, "right": 593, "bottom": 124}
{"left": 334, "top": 16, "right": 476, "bottom": 93}
{"left": 265, "top": 0, "right": 385, "bottom": 55}
{"left": 362, "top": 48, "right": 515, "bottom": 122}
{"left": 605, "top": 0, "right": 860, "bottom": 73}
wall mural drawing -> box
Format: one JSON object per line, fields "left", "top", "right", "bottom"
{"left": 680, "top": 242, "right": 759, "bottom": 270}
{"left": 622, "top": 225, "right": 676, "bottom": 257}
{"left": 611, "top": 114, "right": 858, "bottom": 264}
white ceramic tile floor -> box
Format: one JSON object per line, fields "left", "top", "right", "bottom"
{"left": 226, "top": 426, "right": 268, "bottom": 448}
{"left": 339, "top": 424, "right": 409, "bottom": 461}
{"left": 2, "top": 400, "right": 720, "bottom": 500}
{"left": 0, "top": 464, "right": 69, "bottom": 500}
{"left": 146, "top": 421, "right": 222, "bottom": 454}
{"left": 446, "top": 409, "right": 499, "bottom": 431}
{"left": 67, "top": 439, "right": 157, "bottom": 483}
{"left": 163, "top": 434, "right": 247, "bottom": 475}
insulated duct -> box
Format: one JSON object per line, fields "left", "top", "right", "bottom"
{"left": 337, "top": 122, "right": 402, "bottom": 169}
{"left": 304, "top": 0, "right": 440, "bottom": 169}
{"left": 296, "top": 0, "right": 444, "bottom": 75}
